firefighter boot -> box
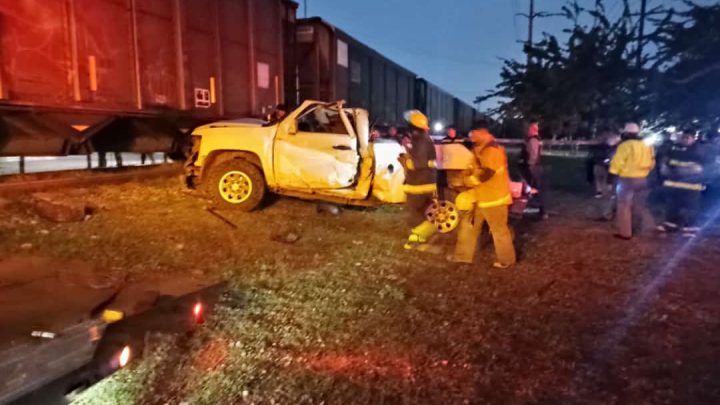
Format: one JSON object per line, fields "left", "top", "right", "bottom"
{"left": 404, "top": 221, "right": 437, "bottom": 251}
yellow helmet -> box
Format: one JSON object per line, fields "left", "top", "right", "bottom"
{"left": 404, "top": 110, "right": 429, "bottom": 130}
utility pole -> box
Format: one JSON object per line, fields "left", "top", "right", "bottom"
{"left": 527, "top": 0, "right": 535, "bottom": 66}
{"left": 304, "top": 0, "right": 308, "bottom": 18}
{"left": 519, "top": 0, "right": 562, "bottom": 66}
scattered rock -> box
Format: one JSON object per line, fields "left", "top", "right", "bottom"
{"left": 37, "top": 229, "right": 50, "bottom": 235}
{"left": 20, "top": 243, "right": 33, "bottom": 250}
{"left": 316, "top": 203, "right": 340, "bottom": 215}
{"left": 176, "top": 243, "right": 185, "bottom": 250}
{"left": 33, "top": 198, "right": 92, "bottom": 223}
{"left": 270, "top": 229, "right": 301, "bottom": 244}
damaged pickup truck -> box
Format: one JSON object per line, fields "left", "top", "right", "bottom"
{"left": 184, "top": 100, "right": 408, "bottom": 210}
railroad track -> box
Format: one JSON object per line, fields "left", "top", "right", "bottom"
{"left": 0, "top": 163, "right": 182, "bottom": 196}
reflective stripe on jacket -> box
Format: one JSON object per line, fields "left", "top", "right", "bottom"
{"left": 404, "top": 133, "right": 437, "bottom": 193}
{"left": 663, "top": 142, "right": 706, "bottom": 186}
{"left": 663, "top": 180, "right": 706, "bottom": 191}
{"left": 609, "top": 139, "right": 655, "bottom": 178}
{"left": 403, "top": 183, "right": 438, "bottom": 194}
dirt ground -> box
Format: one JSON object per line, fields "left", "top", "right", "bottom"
{"left": 1, "top": 169, "right": 720, "bottom": 404}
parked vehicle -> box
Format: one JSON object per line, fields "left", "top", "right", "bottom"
{"left": 184, "top": 100, "right": 407, "bottom": 210}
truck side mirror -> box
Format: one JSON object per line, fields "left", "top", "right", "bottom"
{"left": 289, "top": 121, "right": 298, "bottom": 135}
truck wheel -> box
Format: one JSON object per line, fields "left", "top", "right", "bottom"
{"left": 205, "top": 159, "right": 266, "bottom": 211}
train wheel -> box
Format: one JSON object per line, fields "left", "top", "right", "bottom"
{"left": 205, "top": 159, "right": 265, "bottom": 211}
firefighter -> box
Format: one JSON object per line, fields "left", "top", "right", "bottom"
{"left": 449, "top": 121, "right": 516, "bottom": 268}
{"left": 609, "top": 123, "right": 656, "bottom": 240}
{"left": 657, "top": 129, "right": 707, "bottom": 237}
{"left": 398, "top": 110, "right": 438, "bottom": 251}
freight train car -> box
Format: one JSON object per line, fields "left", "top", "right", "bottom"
{"left": 0, "top": 0, "right": 297, "bottom": 158}
{"left": 414, "top": 78, "right": 455, "bottom": 131}
{"left": 453, "top": 98, "right": 477, "bottom": 133}
{"left": 294, "top": 17, "right": 416, "bottom": 126}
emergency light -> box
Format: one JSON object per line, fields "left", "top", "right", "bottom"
{"left": 118, "top": 346, "right": 131, "bottom": 368}
{"left": 192, "top": 302, "right": 205, "bottom": 324}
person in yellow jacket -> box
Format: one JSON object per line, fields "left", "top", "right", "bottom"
{"left": 398, "top": 110, "right": 438, "bottom": 251}
{"left": 609, "top": 123, "right": 656, "bottom": 239}
{"left": 449, "top": 121, "right": 516, "bottom": 268}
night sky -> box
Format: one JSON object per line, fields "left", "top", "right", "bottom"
{"left": 298, "top": 0, "right": 713, "bottom": 109}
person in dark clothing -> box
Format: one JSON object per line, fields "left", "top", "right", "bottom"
{"left": 386, "top": 126, "right": 400, "bottom": 142}
{"left": 518, "top": 120, "right": 546, "bottom": 217}
{"left": 657, "top": 129, "right": 708, "bottom": 237}
{"left": 699, "top": 130, "right": 720, "bottom": 189}
{"left": 398, "top": 110, "right": 438, "bottom": 251}
{"left": 649, "top": 130, "right": 674, "bottom": 204}
{"left": 266, "top": 104, "right": 287, "bottom": 125}
{"left": 589, "top": 130, "right": 621, "bottom": 198}
{"left": 441, "top": 126, "right": 462, "bottom": 143}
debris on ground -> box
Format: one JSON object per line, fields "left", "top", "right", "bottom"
{"left": 270, "top": 228, "right": 302, "bottom": 244}
{"left": 316, "top": 203, "right": 340, "bottom": 215}
{"left": 32, "top": 193, "right": 94, "bottom": 223}
{"left": 205, "top": 207, "right": 238, "bottom": 229}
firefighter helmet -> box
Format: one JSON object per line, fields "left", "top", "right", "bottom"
{"left": 404, "top": 110, "right": 430, "bottom": 131}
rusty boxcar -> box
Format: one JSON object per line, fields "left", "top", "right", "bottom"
{"left": 0, "top": 0, "right": 297, "bottom": 157}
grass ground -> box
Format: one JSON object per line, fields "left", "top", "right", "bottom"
{"left": 1, "top": 158, "right": 720, "bottom": 404}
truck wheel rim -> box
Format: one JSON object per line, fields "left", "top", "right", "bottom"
{"left": 219, "top": 171, "right": 253, "bottom": 203}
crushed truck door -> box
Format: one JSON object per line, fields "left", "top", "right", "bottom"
{"left": 274, "top": 103, "right": 360, "bottom": 189}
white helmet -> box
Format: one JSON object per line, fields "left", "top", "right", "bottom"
{"left": 623, "top": 122, "right": 641, "bottom": 134}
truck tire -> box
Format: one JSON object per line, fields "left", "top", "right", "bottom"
{"left": 204, "top": 159, "right": 266, "bottom": 211}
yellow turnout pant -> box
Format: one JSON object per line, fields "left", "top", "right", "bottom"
{"left": 453, "top": 204, "right": 516, "bottom": 265}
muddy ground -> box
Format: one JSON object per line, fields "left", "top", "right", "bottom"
{"left": 1, "top": 164, "right": 719, "bottom": 404}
